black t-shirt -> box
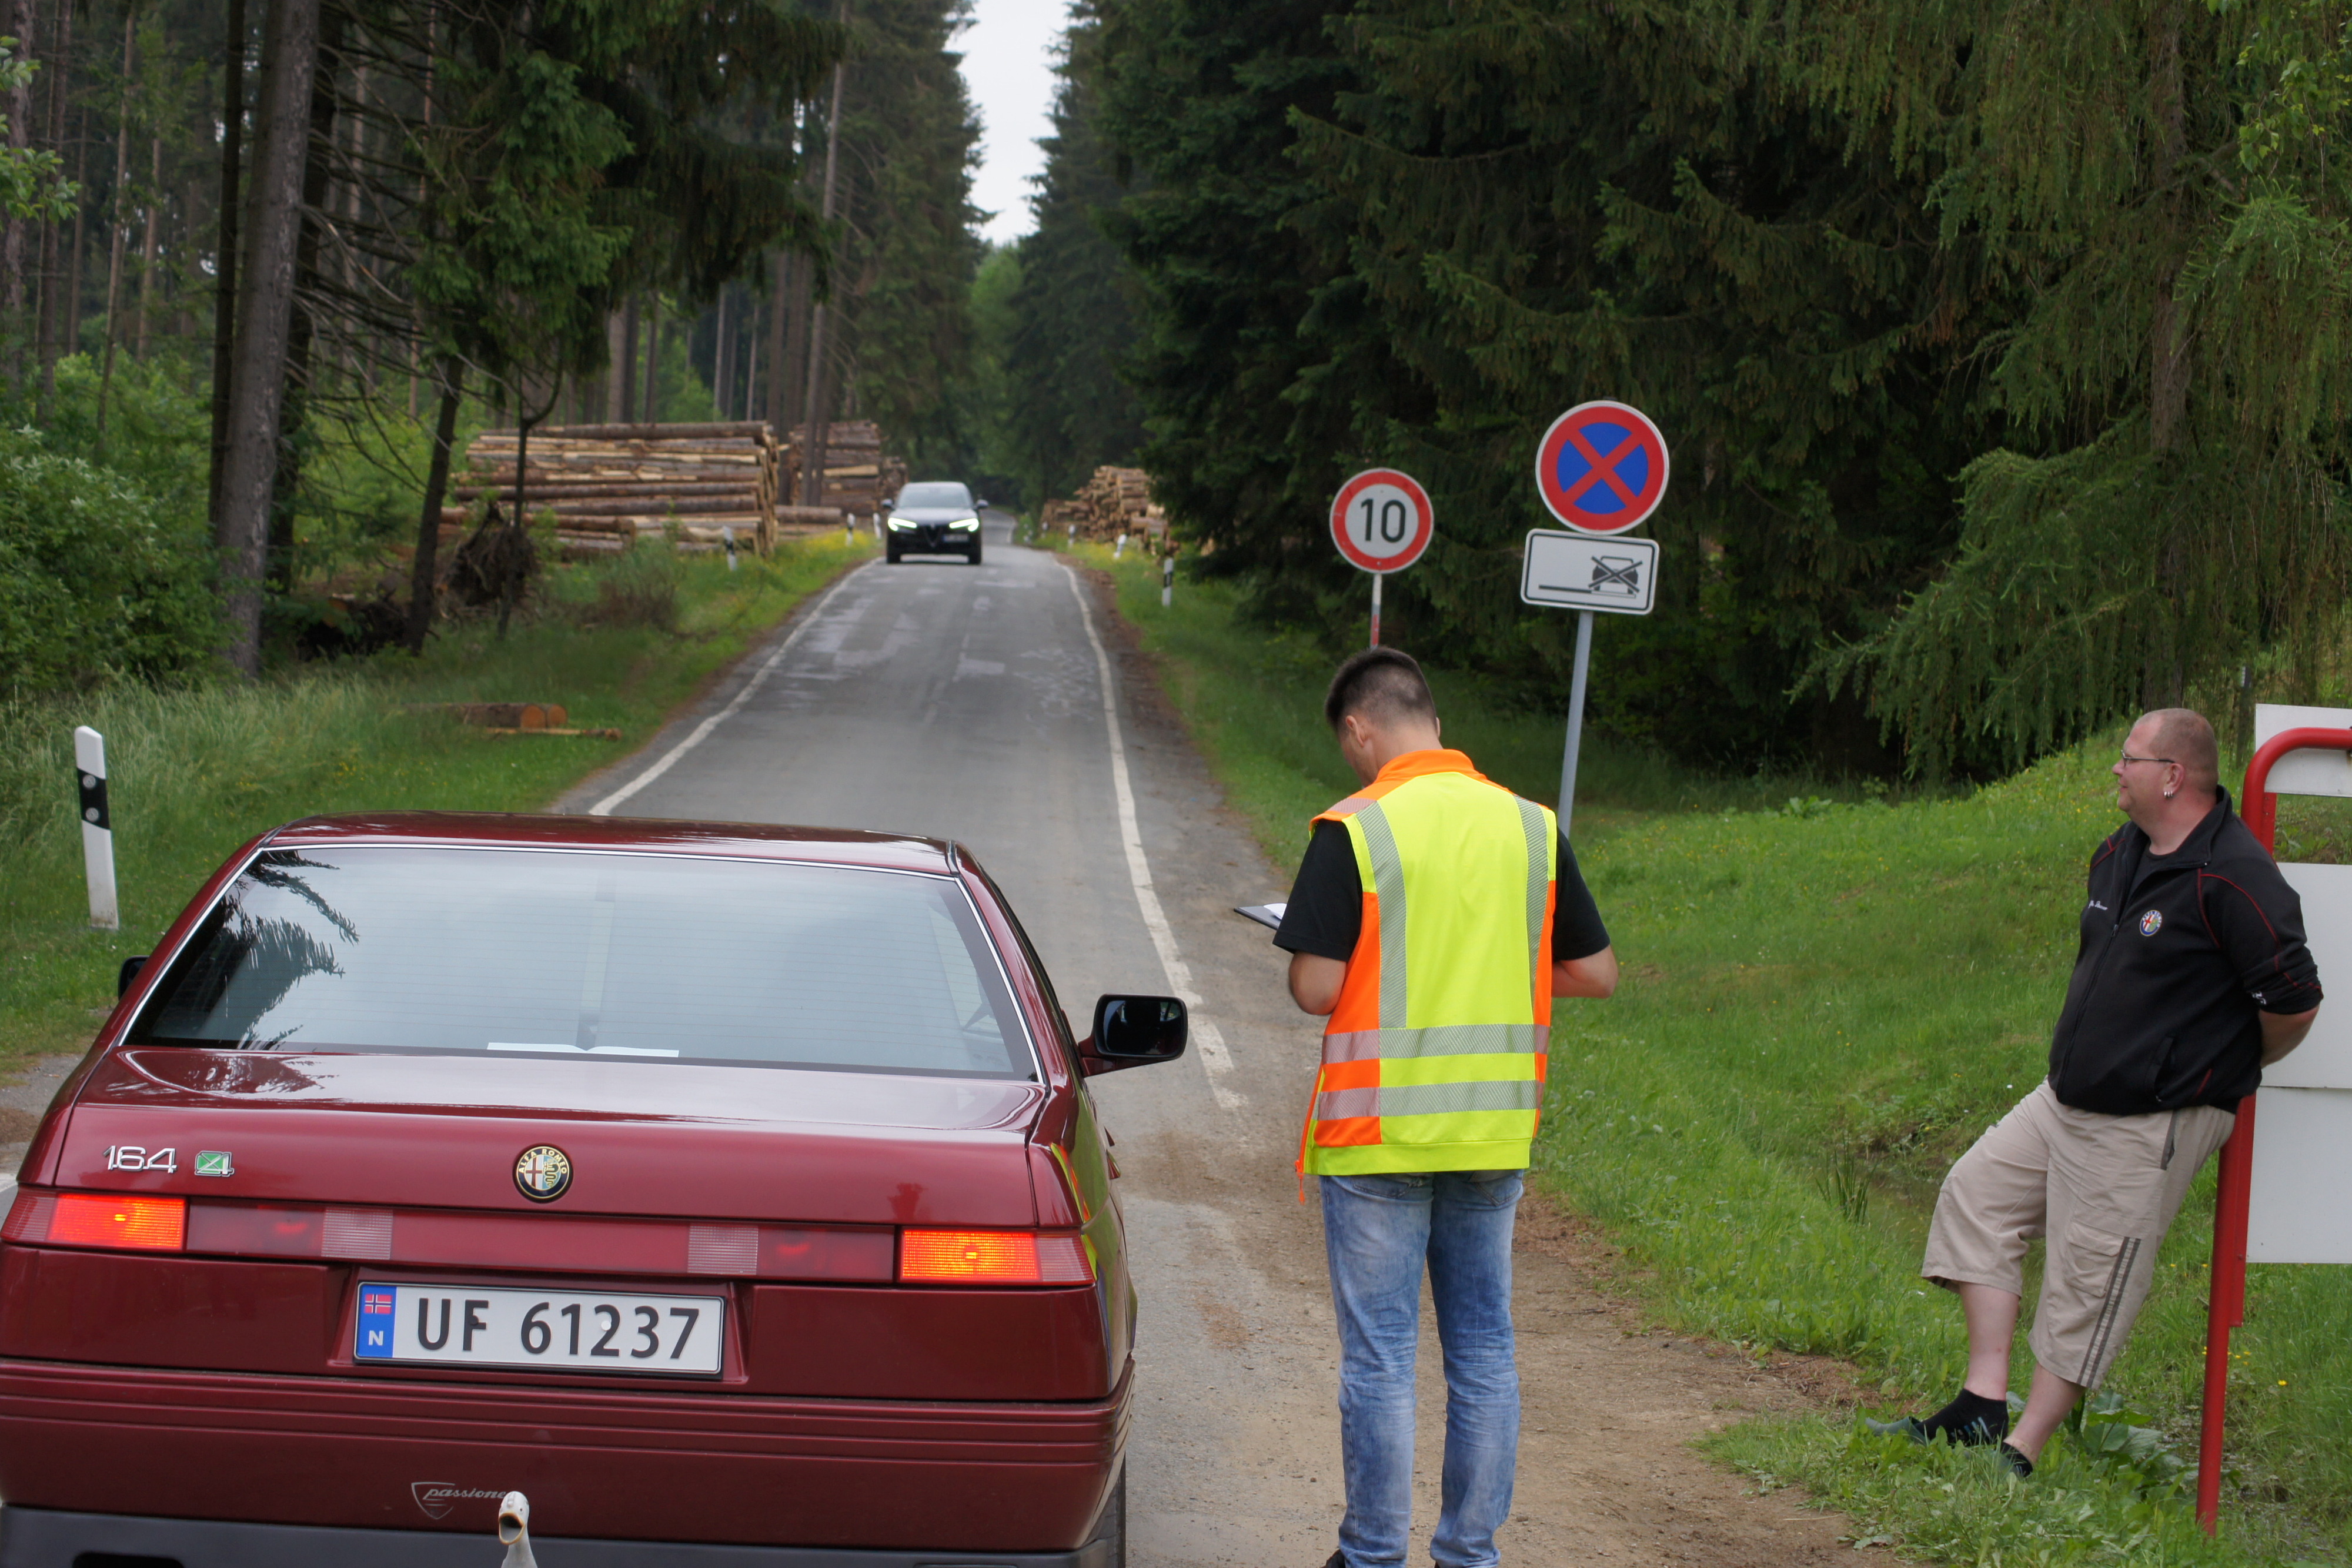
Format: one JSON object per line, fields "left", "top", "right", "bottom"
{"left": 1272, "top": 819, "right": 1611, "bottom": 964}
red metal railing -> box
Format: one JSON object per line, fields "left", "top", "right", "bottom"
{"left": 2197, "top": 725, "right": 2352, "bottom": 1533}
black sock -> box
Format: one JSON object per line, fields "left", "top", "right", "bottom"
{"left": 1917, "top": 1389, "right": 2009, "bottom": 1446}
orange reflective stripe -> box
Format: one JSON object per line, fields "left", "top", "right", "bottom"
{"left": 1328, "top": 891, "right": 1381, "bottom": 1033}
{"left": 1314, "top": 1116, "right": 1384, "bottom": 1148}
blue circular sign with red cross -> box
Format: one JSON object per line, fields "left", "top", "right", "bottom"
{"left": 1534, "top": 401, "right": 1669, "bottom": 535}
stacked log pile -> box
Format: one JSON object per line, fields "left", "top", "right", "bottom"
{"left": 1046, "top": 466, "right": 1167, "bottom": 543}
{"left": 783, "top": 422, "right": 907, "bottom": 516}
{"left": 452, "top": 423, "right": 781, "bottom": 556}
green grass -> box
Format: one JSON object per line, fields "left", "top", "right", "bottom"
{"left": 0, "top": 536, "right": 871, "bottom": 1064}
{"left": 1070, "top": 541, "right": 2352, "bottom": 1565}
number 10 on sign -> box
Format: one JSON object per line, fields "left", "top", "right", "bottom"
{"left": 1329, "top": 468, "right": 1435, "bottom": 647}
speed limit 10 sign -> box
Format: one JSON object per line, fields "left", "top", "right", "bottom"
{"left": 1330, "top": 468, "right": 1434, "bottom": 574}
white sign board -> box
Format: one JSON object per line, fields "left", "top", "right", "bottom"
{"left": 2257, "top": 704, "right": 2352, "bottom": 799}
{"left": 2249, "top": 1087, "right": 2352, "bottom": 1262}
{"left": 2247, "top": 703, "right": 2352, "bottom": 1261}
{"left": 1519, "top": 531, "right": 1658, "bottom": 616}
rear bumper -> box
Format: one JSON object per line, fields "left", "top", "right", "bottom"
{"left": 0, "top": 1358, "right": 1127, "bottom": 1552}
{"left": 0, "top": 1507, "right": 1118, "bottom": 1567}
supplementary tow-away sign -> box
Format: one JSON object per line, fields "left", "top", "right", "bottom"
{"left": 1330, "top": 467, "right": 1434, "bottom": 646}
{"left": 1525, "top": 400, "right": 1671, "bottom": 838}
{"left": 1534, "top": 401, "right": 1669, "bottom": 534}
{"left": 1521, "top": 531, "right": 1658, "bottom": 616}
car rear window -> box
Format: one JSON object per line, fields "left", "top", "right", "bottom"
{"left": 129, "top": 848, "right": 1034, "bottom": 1078}
{"left": 895, "top": 482, "right": 971, "bottom": 510}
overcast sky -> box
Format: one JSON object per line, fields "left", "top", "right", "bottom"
{"left": 960, "top": 0, "right": 1073, "bottom": 247}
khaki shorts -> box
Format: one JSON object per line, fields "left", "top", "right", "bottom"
{"left": 1922, "top": 1080, "right": 2234, "bottom": 1388}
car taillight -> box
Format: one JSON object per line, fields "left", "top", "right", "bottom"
{"left": 38, "top": 1192, "right": 186, "bottom": 1251}
{"left": 899, "top": 1229, "right": 1092, "bottom": 1285}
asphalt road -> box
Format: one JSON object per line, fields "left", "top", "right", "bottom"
{"left": 553, "top": 515, "right": 1855, "bottom": 1567}
{"left": 560, "top": 512, "right": 1344, "bottom": 1562}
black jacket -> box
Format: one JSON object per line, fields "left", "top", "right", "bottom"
{"left": 2049, "top": 791, "right": 2323, "bottom": 1115}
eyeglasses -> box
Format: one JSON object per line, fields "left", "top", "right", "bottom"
{"left": 2117, "top": 752, "right": 2178, "bottom": 767}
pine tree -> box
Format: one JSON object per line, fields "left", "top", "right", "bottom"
{"left": 1000, "top": 17, "right": 1144, "bottom": 506}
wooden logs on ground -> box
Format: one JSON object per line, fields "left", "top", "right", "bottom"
{"left": 459, "top": 423, "right": 784, "bottom": 555}
{"left": 406, "top": 702, "right": 570, "bottom": 728}
{"left": 1044, "top": 466, "right": 1168, "bottom": 544}
{"left": 782, "top": 421, "right": 907, "bottom": 516}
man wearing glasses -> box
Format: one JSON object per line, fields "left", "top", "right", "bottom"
{"left": 1875, "top": 708, "right": 2321, "bottom": 1475}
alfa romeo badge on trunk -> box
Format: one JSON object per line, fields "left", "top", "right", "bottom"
{"left": 514, "top": 1145, "right": 572, "bottom": 1202}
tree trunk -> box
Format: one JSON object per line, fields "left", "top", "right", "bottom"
{"left": 2147, "top": 0, "right": 2189, "bottom": 457}
{"left": 35, "top": 0, "right": 68, "bottom": 404}
{"left": 265, "top": 3, "right": 343, "bottom": 596}
{"left": 135, "top": 134, "right": 159, "bottom": 358}
{"left": 769, "top": 250, "right": 790, "bottom": 427}
{"left": 215, "top": 0, "right": 320, "bottom": 678}
{"left": 95, "top": 8, "right": 131, "bottom": 437}
{"left": 612, "top": 303, "right": 630, "bottom": 416}
{"left": 4, "top": 0, "right": 34, "bottom": 380}
{"left": 65, "top": 106, "right": 85, "bottom": 358}
{"left": 713, "top": 285, "right": 732, "bottom": 420}
{"left": 799, "top": 53, "right": 848, "bottom": 507}
{"left": 640, "top": 291, "right": 660, "bottom": 422}
{"left": 403, "top": 355, "right": 463, "bottom": 653}
{"left": 618, "top": 297, "right": 638, "bottom": 422}
{"left": 207, "top": 0, "right": 247, "bottom": 529}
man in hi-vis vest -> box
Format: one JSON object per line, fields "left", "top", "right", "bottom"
{"left": 1275, "top": 648, "right": 1618, "bottom": 1568}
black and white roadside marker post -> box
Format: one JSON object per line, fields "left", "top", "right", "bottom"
{"left": 1525, "top": 401, "right": 1670, "bottom": 835}
{"left": 74, "top": 725, "right": 118, "bottom": 931}
{"left": 1329, "top": 468, "right": 1435, "bottom": 647}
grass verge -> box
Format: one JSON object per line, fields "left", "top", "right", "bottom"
{"left": 1068, "top": 540, "right": 2351, "bottom": 1566}
{"left": 1, "top": 536, "right": 871, "bottom": 1065}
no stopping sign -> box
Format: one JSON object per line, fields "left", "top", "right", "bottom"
{"left": 1534, "top": 402, "right": 1669, "bottom": 534}
{"left": 1330, "top": 469, "right": 1434, "bottom": 573}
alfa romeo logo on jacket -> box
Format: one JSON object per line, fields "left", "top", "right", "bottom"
{"left": 2140, "top": 910, "right": 2163, "bottom": 936}
{"left": 513, "top": 1144, "right": 572, "bottom": 1201}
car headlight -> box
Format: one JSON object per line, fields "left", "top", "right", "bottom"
{"left": 950, "top": 516, "right": 979, "bottom": 530}
{"left": 887, "top": 517, "right": 913, "bottom": 530}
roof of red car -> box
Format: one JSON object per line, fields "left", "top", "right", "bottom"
{"left": 263, "top": 812, "right": 959, "bottom": 874}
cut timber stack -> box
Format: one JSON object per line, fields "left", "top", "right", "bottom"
{"left": 452, "top": 422, "right": 781, "bottom": 556}
{"left": 1048, "top": 466, "right": 1166, "bottom": 543}
{"left": 784, "top": 422, "right": 907, "bottom": 516}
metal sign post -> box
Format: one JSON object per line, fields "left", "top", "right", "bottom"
{"left": 1329, "top": 468, "right": 1435, "bottom": 647}
{"left": 1525, "top": 402, "right": 1671, "bottom": 834}
{"left": 2196, "top": 707, "right": 2352, "bottom": 1533}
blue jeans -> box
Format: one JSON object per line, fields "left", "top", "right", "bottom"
{"left": 1321, "top": 1169, "right": 1523, "bottom": 1568}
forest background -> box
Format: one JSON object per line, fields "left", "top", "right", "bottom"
{"left": 7, "top": 0, "right": 2351, "bottom": 784}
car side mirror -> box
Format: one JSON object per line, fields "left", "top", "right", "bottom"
{"left": 118, "top": 955, "right": 147, "bottom": 998}
{"left": 974, "top": 497, "right": 991, "bottom": 510}
{"left": 1078, "top": 994, "right": 1187, "bottom": 1075}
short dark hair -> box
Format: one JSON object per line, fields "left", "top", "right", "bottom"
{"left": 1325, "top": 647, "right": 1438, "bottom": 731}
{"left": 2144, "top": 707, "right": 2220, "bottom": 794}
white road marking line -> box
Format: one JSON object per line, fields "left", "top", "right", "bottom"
{"left": 1061, "top": 563, "right": 1245, "bottom": 1109}
{"left": 588, "top": 564, "right": 873, "bottom": 817}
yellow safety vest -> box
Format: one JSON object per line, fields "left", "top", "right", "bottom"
{"left": 1298, "top": 749, "right": 1556, "bottom": 1176}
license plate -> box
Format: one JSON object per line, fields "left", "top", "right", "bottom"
{"left": 355, "top": 1283, "right": 724, "bottom": 1375}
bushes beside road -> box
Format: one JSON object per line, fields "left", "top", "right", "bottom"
{"left": 0, "top": 537, "right": 869, "bottom": 1064}
{"left": 1073, "top": 541, "right": 2352, "bottom": 1566}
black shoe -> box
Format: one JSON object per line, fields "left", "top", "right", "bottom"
{"left": 1997, "top": 1443, "right": 2033, "bottom": 1478}
{"left": 1865, "top": 1389, "right": 2008, "bottom": 1447}
{"left": 1321, "top": 1554, "right": 1347, "bottom": 1568}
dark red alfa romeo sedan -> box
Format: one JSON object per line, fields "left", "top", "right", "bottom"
{"left": 0, "top": 813, "right": 1184, "bottom": 1566}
